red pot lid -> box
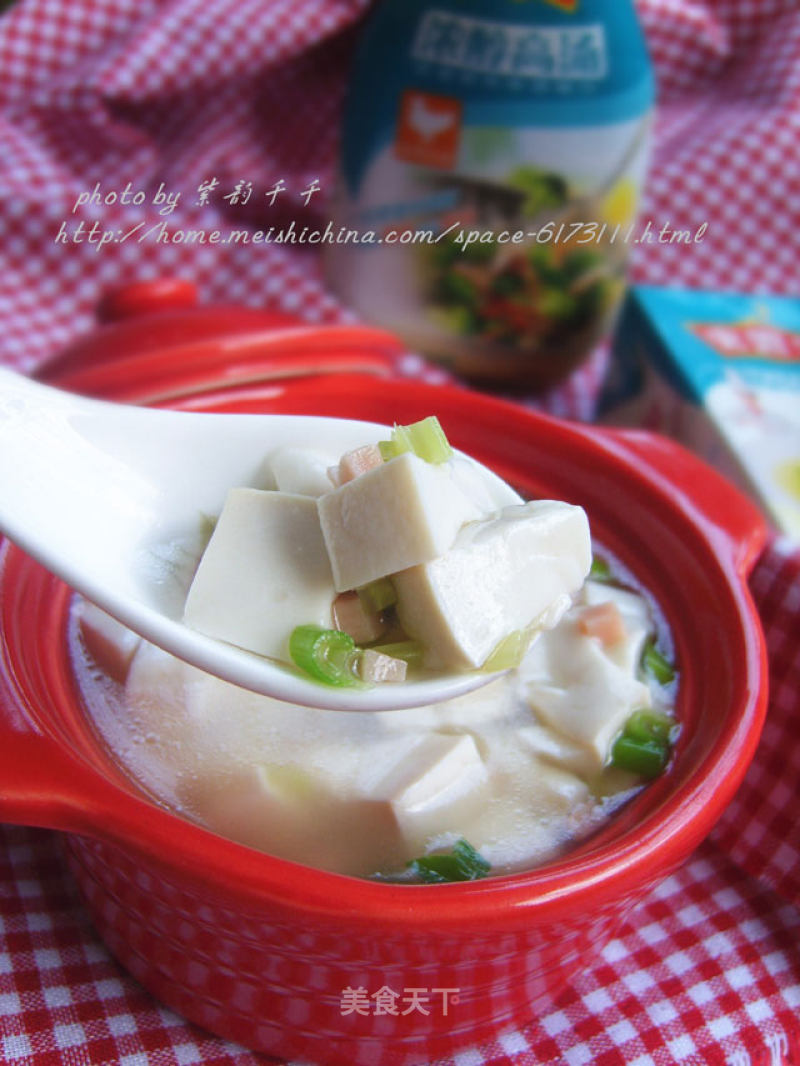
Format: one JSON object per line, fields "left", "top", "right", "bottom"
{"left": 36, "top": 278, "right": 411, "bottom": 404}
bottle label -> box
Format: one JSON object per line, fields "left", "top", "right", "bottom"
{"left": 328, "top": 0, "right": 655, "bottom": 385}
{"left": 410, "top": 10, "right": 608, "bottom": 81}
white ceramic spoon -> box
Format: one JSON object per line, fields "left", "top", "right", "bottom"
{"left": 0, "top": 368, "right": 520, "bottom": 711}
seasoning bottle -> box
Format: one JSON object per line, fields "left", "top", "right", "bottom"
{"left": 326, "top": 0, "right": 655, "bottom": 391}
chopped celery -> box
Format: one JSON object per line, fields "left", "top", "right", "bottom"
{"left": 611, "top": 735, "right": 669, "bottom": 778}
{"left": 378, "top": 416, "right": 453, "bottom": 465}
{"left": 288, "top": 625, "right": 361, "bottom": 687}
{"left": 641, "top": 639, "right": 676, "bottom": 685}
{"left": 357, "top": 577, "right": 397, "bottom": 613}
{"left": 398, "top": 416, "right": 453, "bottom": 464}
{"left": 378, "top": 439, "right": 401, "bottom": 462}
{"left": 407, "top": 839, "right": 491, "bottom": 883}
{"left": 369, "top": 641, "right": 424, "bottom": 667}
{"left": 483, "top": 627, "right": 534, "bottom": 671}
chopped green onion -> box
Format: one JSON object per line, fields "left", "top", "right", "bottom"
{"left": 288, "top": 625, "right": 361, "bottom": 687}
{"left": 483, "top": 627, "right": 534, "bottom": 671}
{"left": 589, "top": 555, "right": 613, "bottom": 582}
{"left": 623, "top": 708, "right": 677, "bottom": 745}
{"left": 641, "top": 639, "right": 676, "bottom": 685}
{"left": 610, "top": 708, "right": 677, "bottom": 778}
{"left": 611, "top": 735, "right": 669, "bottom": 778}
{"left": 357, "top": 577, "right": 397, "bottom": 613}
{"left": 369, "top": 641, "right": 424, "bottom": 667}
{"left": 378, "top": 416, "right": 454, "bottom": 465}
{"left": 406, "top": 839, "right": 490, "bottom": 883}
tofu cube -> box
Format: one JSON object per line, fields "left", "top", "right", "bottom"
{"left": 516, "top": 722, "right": 598, "bottom": 779}
{"left": 189, "top": 764, "right": 402, "bottom": 874}
{"left": 317, "top": 452, "right": 484, "bottom": 592}
{"left": 371, "top": 732, "right": 489, "bottom": 852}
{"left": 524, "top": 612, "right": 652, "bottom": 770}
{"left": 183, "top": 488, "right": 335, "bottom": 663}
{"left": 268, "top": 447, "right": 336, "bottom": 497}
{"left": 393, "top": 500, "right": 591, "bottom": 670}
{"left": 77, "top": 602, "right": 140, "bottom": 683}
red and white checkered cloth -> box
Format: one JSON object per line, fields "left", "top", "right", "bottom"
{"left": 1, "top": 2, "right": 800, "bottom": 1064}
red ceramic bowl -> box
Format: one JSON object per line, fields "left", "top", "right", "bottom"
{"left": 0, "top": 284, "right": 769, "bottom": 1065}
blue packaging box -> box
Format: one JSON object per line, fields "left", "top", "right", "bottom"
{"left": 601, "top": 286, "right": 800, "bottom": 538}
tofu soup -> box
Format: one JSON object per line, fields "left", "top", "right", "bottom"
{"left": 69, "top": 418, "right": 679, "bottom": 882}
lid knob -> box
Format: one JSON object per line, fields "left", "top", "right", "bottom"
{"left": 99, "top": 279, "right": 198, "bottom": 322}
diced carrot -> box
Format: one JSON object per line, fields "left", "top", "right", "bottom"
{"left": 337, "top": 444, "right": 383, "bottom": 484}
{"left": 358, "top": 649, "right": 407, "bottom": 683}
{"left": 577, "top": 602, "right": 625, "bottom": 646}
{"left": 332, "top": 591, "right": 386, "bottom": 644}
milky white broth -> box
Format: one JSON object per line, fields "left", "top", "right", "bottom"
{"left": 68, "top": 555, "right": 677, "bottom": 880}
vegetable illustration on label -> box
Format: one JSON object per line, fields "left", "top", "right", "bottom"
{"left": 326, "top": 0, "right": 655, "bottom": 389}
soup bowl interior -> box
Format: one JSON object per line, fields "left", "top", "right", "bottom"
{"left": 0, "top": 368, "right": 768, "bottom": 1065}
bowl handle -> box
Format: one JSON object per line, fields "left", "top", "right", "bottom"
{"left": 598, "top": 426, "right": 770, "bottom": 575}
{"left": 0, "top": 715, "right": 90, "bottom": 831}
{"left": 0, "top": 632, "right": 123, "bottom": 834}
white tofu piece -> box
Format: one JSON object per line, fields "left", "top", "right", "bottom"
{"left": 370, "top": 732, "right": 489, "bottom": 852}
{"left": 190, "top": 763, "right": 403, "bottom": 874}
{"left": 317, "top": 452, "right": 485, "bottom": 592}
{"left": 268, "top": 447, "right": 336, "bottom": 497}
{"left": 183, "top": 488, "right": 335, "bottom": 662}
{"left": 523, "top": 612, "right": 652, "bottom": 771}
{"left": 190, "top": 764, "right": 317, "bottom": 854}
{"left": 122, "top": 642, "right": 210, "bottom": 800}
{"left": 393, "top": 500, "right": 591, "bottom": 670}
{"left": 77, "top": 601, "right": 140, "bottom": 683}
{"left": 448, "top": 453, "right": 522, "bottom": 513}
{"left": 516, "top": 722, "right": 599, "bottom": 779}
{"left": 428, "top": 756, "right": 590, "bottom": 873}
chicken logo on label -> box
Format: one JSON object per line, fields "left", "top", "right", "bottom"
{"left": 394, "top": 90, "right": 462, "bottom": 169}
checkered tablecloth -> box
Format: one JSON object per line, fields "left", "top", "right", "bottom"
{"left": 1, "top": 2, "right": 800, "bottom": 1064}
